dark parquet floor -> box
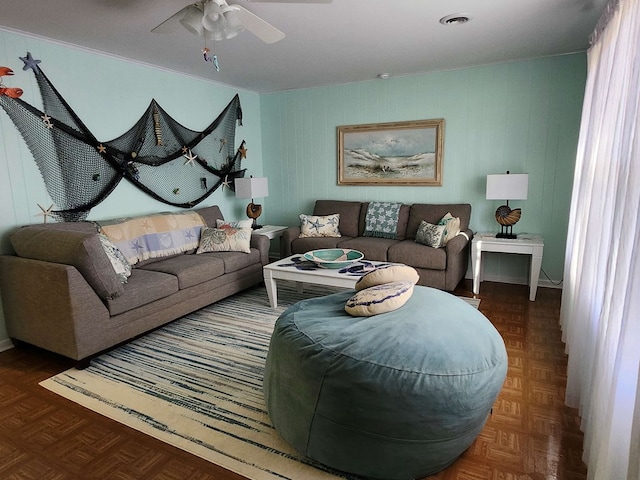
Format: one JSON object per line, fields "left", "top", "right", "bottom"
{"left": 0, "top": 280, "right": 587, "bottom": 479}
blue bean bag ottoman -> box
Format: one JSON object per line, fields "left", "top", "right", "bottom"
{"left": 263, "top": 286, "right": 507, "bottom": 479}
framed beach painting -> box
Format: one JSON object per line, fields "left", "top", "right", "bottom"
{"left": 337, "top": 119, "right": 444, "bottom": 186}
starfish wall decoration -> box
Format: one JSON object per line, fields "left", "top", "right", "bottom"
{"left": 35, "top": 203, "right": 54, "bottom": 223}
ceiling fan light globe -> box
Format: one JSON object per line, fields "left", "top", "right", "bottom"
{"left": 224, "top": 8, "right": 243, "bottom": 29}
{"left": 179, "top": 6, "right": 205, "bottom": 36}
{"left": 203, "top": 30, "right": 221, "bottom": 41}
{"left": 202, "top": 17, "right": 222, "bottom": 32}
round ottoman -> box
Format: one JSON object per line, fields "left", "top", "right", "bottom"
{"left": 263, "top": 286, "right": 507, "bottom": 480}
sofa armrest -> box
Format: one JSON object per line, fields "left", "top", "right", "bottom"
{"left": 445, "top": 229, "right": 473, "bottom": 256}
{"left": 0, "top": 255, "right": 110, "bottom": 360}
{"left": 280, "top": 226, "right": 301, "bottom": 258}
{"left": 250, "top": 233, "right": 270, "bottom": 266}
{"left": 9, "top": 225, "right": 124, "bottom": 300}
{"left": 443, "top": 229, "right": 473, "bottom": 291}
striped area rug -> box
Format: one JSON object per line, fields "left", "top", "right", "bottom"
{"left": 41, "top": 284, "right": 479, "bottom": 480}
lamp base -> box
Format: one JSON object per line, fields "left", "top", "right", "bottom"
{"left": 496, "top": 224, "right": 518, "bottom": 239}
{"left": 246, "top": 202, "right": 263, "bottom": 230}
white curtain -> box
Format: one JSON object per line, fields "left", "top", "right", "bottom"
{"left": 560, "top": 0, "right": 640, "bottom": 478}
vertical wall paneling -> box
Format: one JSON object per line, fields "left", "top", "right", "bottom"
{"left": 261, "top": 54, "right": 587, "bottom": 287}
{"left": 0, "top": 29, "right": 263, "bottom": 344}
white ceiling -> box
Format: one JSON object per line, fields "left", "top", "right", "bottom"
{"left": 0, "top": 0, "right": 606, "bottom": 93}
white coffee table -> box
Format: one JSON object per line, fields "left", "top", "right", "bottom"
{"left": 263, "top": 254, "right": 390, "bottom": 308}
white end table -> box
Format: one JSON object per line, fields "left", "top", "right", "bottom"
{"left": 252, "top": 225, "right": 288, "bottom": 239}
{"left": 252, "top": 225, "right": 288, "bottom": 258}
{"left": 471, "top": 233, "right": 544, "bottom": 301}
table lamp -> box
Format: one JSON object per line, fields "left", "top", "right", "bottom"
{"left": 235, "top": 176, "right": 269, "bottom": 229}
{"left": 486, "top": 172, "right": 528, "bottom": 239}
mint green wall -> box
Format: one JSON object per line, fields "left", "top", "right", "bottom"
{"left": 260, "top": 54, "right": 586, "bottom": 287}
{"left": 0, "top": 27, "right": 586, "bottom": 348}
{"left": 0, "top": 29, "right": 263, "bottom": 345}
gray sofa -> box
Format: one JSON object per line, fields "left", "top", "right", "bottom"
{"left": 281, "top": 200, "right": 473, "bottom": 291}
{"left": 0, "top": 206, "right": 269, "bottom": 367}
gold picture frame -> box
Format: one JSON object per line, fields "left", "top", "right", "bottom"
{"left": 337, "top": 119, "right": 444, "bottom": 186}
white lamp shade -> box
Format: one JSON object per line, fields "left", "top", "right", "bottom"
{"left": 235, "top": 177, "right": 269, "bottom": 199}
{"left": 486, "top": 173, "right": 529, "bottom": 200}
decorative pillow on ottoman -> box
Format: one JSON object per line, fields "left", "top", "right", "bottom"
{"left": 345, "top": 281, "right": 414, "bottom": 317}
{"left": 299, "top": 213, "right": 341, "bottom": 238}
{"left": 355, "top": 264, "right": 419, "bottom": 291}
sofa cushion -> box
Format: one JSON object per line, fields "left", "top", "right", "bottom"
{"left": 362, "top": 202, "right": 403, "bottom": 239}
{"left": 359, "top": 203, "right": 411, "bottom": 241}
{"left": 195, "top": 205, "right": 225, "bottom": 227}
{"left": 291, "top": 236, "right": 352, "bottom": 254}
{"left": 415, "top": 221, "right": 447, "bottom": 248}
{"left": 105, "top": 269, "right": 179, "bottom": 316}
{"left": 313, "top": 200, "right": 362, "bottom": 238}
{"left": 199, "top": 249, "right": 262, "bottom": 273}
{"left": 299, "top": 214, "right": 341, "bottom": 238}
{"left": 196, "top": 225, "right": 252, "bottom": 254}
{"left": 407, "top": 204, "right": 471, "bottom": 239}
{"left": 138, "top": 254, "right": 225, "bottom": 289}
{"left": 9, "top": 226, "right": 124, "bottom": 300}
{"left": 438, "top": 212, "right": 461, "bottom": 245}
{"left": 97, "top": 233, "right": 132, "bottom": 283}
{"left": 388, "top": 240, "right": 447, "bottom": 270}
{"left": 337, "top": 237, "right": 400, "bottom": 262}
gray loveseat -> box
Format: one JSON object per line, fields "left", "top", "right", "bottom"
{"left": 281, "top": 200, "right": 473, "bottom": 291}
{"left": 0, "top": 205, "right": 269, "bottom": 367}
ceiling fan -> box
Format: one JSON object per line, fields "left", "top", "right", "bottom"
{"left": 152, "top": 0, "right": 331, "bottom": 44}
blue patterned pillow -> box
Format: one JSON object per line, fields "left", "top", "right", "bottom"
{"left": 415, "top": 221, "right": 447, "bottom": 248}
{"left": 363, "top": 202, "right": 402, "bottom": 239}
{"left": 299, "top": 214, "right": 341, "bottom": 238}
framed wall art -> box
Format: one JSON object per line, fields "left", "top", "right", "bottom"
{"left": 337, "top": 119, "right": 444, "bottom": 186}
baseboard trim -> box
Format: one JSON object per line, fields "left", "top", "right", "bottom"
{"left": 0, "top": 338, "right": 15, "bottom": 352}
{"left": 464, "top": 273, "right": 562, "bottom": 290}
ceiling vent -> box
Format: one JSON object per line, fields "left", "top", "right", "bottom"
{"left": 439, "top": 14, "right": 472, "bottom": 25}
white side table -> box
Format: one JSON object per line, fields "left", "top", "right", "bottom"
{"left": 252, "top": 225, "right": 288, "bottom": 259}
{"left": 471, "top": 233, "right": 544, "bottom": 301}
{"left": 252, "top": 225, "right": 288, "bottom": 239}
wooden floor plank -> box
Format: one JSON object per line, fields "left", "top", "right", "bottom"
{"left": 0, "top": 280, "right": 586, "bottom": 479}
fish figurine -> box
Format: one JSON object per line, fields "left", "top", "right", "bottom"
{"left": 0, "top": 87, "right": 23, "bottom": 98}
{"left": 0, "top": 67, "right": 23, "bottom": 98}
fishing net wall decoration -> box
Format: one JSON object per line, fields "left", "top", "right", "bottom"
{"left": 0, "top": 52, "right": 246, "bottom": 222}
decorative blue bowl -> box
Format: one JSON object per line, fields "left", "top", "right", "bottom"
{"left": 303, "top": 248, "right": 364, "bottom": 269}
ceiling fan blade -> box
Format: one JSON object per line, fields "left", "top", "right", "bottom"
{"left": 233, "top": 4, "right": 285, "bottom": 43}
{"left": 151, "top": 4, "right": 200, "bottom": 33}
